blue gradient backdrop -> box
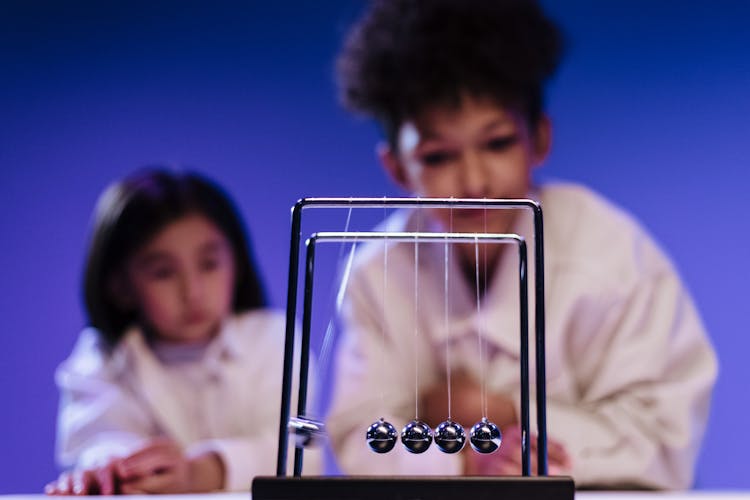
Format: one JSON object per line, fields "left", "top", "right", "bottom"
{"left": 1, "top": 0, "right": 748, "bottom": 492}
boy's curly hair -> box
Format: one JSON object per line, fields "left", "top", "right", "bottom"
{"left": 337, "top": 0, "right": 564, "bottom": 145}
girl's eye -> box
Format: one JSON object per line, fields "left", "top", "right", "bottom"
{"left": 485, "top": 136, "right": 518, "bottom": 152}
{"left": 149, "top": 267, "right": 175, "bottom": 280}
{"left": 200, "top": 259, "right": 220, "bottom": 272}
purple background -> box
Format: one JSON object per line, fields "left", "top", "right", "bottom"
{"left": 1, "top": 0, "right": 748, "bottom": 492}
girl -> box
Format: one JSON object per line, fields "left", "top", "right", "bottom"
{"left": 46, "top": 168, "right": 317, "bottom": 494}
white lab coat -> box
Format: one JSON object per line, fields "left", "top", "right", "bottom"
{"left": 55, "top": 309, "right": 321, "bottom": 491}
{"left": 326, "top": 182, "right": 717, "bottom": 489}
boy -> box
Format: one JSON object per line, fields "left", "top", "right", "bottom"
{"left": 326, "top": 0, "right": 716, "bottom": 489}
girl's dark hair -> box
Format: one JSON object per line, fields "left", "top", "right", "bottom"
{"left": 83, "top": 167, "right": 268, "bottom": 347}
{"left": 337, "top": 0, "right": 564, "bottom": 145}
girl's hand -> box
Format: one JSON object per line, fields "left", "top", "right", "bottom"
{"left": 462, "top": 425, "right": 572, "bottom": 476}
{"left": 44, "top": 460, "right": 120, "bottom": 495}
{"left": 116, "top": 438, "right": 224, "bottom": 493}
{"left": 115, "top": 439, "right": 191, "bottom": 493}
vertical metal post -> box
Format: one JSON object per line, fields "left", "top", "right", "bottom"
{"left": 517, "top": 239, "right": 530, "bottom": 476}
{"left": 532, "top": 207, "right": 547, "bottom": 475}
{"left": 276, "top": 202, "right": 304, "bottom": 476}
{"left": 292, "top": 238, "right": 316, "bottom": 476}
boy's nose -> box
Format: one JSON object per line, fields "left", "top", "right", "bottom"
{"left": 460, "top": 151, "right": 490, "bottom": 198}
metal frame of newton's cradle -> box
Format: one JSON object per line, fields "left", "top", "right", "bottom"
{"left": 251, "top": 197, "right": 574, "bottom": 500}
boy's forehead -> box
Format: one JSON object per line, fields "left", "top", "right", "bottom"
{"left": 400, "top": 97, "right": 522, "bottom": 141}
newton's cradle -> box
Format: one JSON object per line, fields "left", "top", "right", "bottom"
{"left": 252, "top": 197, "right": 574, "bottom": 500}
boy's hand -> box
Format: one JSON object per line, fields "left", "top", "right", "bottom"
{"left": 462, "top": 425, "right": 572, "bottom": 476}
{"left": 421, "top": 370, "right": 517, "bottom": 429}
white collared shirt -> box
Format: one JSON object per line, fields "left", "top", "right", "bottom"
{"left": 55, "top": 309, "right": 321, "bottom": 491}
{"left": 327, "top": 182, "right": 717, "bottom": 489}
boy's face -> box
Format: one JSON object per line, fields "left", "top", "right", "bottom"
{"left": 380, "top": 94, "right": 550, "bottom": 236}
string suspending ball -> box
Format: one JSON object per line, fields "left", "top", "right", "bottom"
{"left": 470, "top": 417, "right": 502, "bottom": 454}
{"left": 434, "top": 420, "right": 466, "bottom": 454}
{"left": 366, "top": 418, "right": 398, "bottom": 453}
{"left": 401, "top": 420, "right": 433, "bottom": 454}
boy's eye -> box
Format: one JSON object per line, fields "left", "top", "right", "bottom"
{"left": 485, "top": 135, "right": 518, "bottom": 152}
{"left": 420, "top": 151, "right": 455, "bottom": 167}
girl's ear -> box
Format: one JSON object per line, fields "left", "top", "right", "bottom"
{"left": 377, "top": 142, "right": 411, "bottom": 190}
{"left": 107, "top": 270, "right": 135, "bottom": 310}
{"left": 532, "top": 114, "right": 552, "bottom": 167}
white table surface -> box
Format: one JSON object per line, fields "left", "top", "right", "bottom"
{"left": 4, "top": 492, "right": 750, "bottom": 499}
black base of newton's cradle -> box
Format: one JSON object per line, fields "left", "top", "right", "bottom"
{"left": 252, "top": 476, "right": 575, "bottom": 500}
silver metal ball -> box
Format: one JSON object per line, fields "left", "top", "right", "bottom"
{"left": 401, "top": 419, "right": 433, "bottom": 454}
{"left": 366, "top": 418, "right": 398, "bottom": 453}
{"left": 469, "top": 417, "right": 502, "bottom": 454}
{"left": 434, "top": 420, "right": 466, "bottom": 454}
{"left": 288, "top": 416, "right": 327, "bottom": 448}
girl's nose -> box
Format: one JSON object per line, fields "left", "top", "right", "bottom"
{"left": 181, "top": 272, "right": 204, "bottom": 304}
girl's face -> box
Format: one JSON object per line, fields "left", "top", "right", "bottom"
{"left": 381, "top": 94, "right": 550, "bottom": 237}
{"left": 120, "top": 213, "right": 236, "bottom": 343}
